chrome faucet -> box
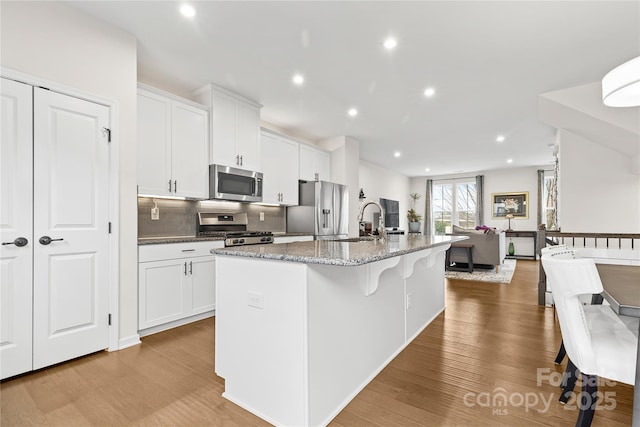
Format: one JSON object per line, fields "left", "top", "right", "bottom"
{"left": 358, "top": 201, "right": 386, "bottom": 241}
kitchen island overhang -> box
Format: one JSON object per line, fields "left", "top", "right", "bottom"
{"left": 212, "top": 235, "right": 467, "bottom": 427}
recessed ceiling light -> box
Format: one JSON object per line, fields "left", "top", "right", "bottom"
{"left": 383, "top": 37, "right": 397, "bottom": 50}
{"left": 180, "top": 4, "right": 196, "bottom": 17}
{"left": 507, "top": 158, "right": 513, "bottom": 163}
{"left": 496, "top": 135, "right": 505, "bottom": 142}
{"left": 292, "top": 74, "right": 304, "bottom": 85}
{"left": 348, "top": 108, "right": 358, "bottom": 117}
{"left": 425, "top": 168, "right": 430, "bottom": 172}
{"left": 394, "top": 151, "right": 401, "bottom": 158}
{"left": 424, "top": 87, "right": 436, "bottom": 98}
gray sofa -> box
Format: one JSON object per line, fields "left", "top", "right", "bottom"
{"left": 447, "top": 226, "right": 506, "bottom": 268}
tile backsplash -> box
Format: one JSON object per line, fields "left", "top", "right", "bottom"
{"left": 138, "top": 197, "right": 286, "bottom": 238}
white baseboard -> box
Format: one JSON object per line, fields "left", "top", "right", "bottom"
{"left": 138, "top": 310, "right": 215, "bottom": 338}
{"left": 118, "top": 334, "right": 141, "bottom": 350}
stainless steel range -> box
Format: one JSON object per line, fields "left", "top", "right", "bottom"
{"left": 197, "top": 212, "right": 274, "bottom": 247}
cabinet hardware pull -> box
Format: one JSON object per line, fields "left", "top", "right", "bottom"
{"left": 174, "top": 180, "right": 177, "bottom": 193}
{"left": 189, "top": 261, "right": 193, "bottom": 275}
{"left": 168, "top": 180, "right": 172, "bottom": 192}
{"left": 236, "top": 154, "right": 240, "bottom": 165}
{"left": 240, "top": 155, "right": 243, "bottom": 166}
{"left": 2, "top": 237, "right": 28, "bottom": 247}
{"left": 181, "top": 249, "right": 195, "bottom": 252}
{"left": 184, "top": 262, "right": 187, "bottom": 276}
{"left": 39, "top": 236, "right": 64, "bottom": 245}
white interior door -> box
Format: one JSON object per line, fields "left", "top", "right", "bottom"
{"left": 32, "top": 88, "right": 110, "bottom": 370}
{"left": 0, "top": 78, "right": 34, "bottom": 379}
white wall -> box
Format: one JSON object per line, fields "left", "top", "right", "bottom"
{"left": 411, "top": 166, "right": 543, "bottom": 230}
{"left": 1, "top": 2, "right": 139, "bottom": 346}
{"left": 359, "top": 161, "right": 411, "bottom": 232}
{"left": 558, "top": 129, "right": 640, "bottom": 233}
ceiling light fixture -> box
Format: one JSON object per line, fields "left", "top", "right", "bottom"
{"left": 424, "top": 87, "right": 435, "bottom": 98}
{"left": 602, "top": 56, "right": 640, "bottom": 107}
{"left": 425, "top": 168, "right": 431, "bottom": 172}
{"left": 507, "top": 158, "right": 513, "bottom": 164}
{"left": 292, "top": 74, "right": 304, "bottom": 85}
{"left": 383, "top": 37, "right": 397, "bottom": 50}
{"left": 394, "top": 151, "right": 401, "bottom": 158}
{"left": 496, "top": 135, "right": 505, "bottom": 142}
{"left": 180, "top": 4, "right": 196, "bottom": 17}
{"left": 348, "top": 108, "right": 358, "bottom": 117}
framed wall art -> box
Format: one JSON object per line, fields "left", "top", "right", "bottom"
{"left": 491, "top": 192, "right": 529, "bottom": 219}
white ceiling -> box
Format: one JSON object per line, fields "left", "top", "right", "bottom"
{"left": 70, "top": 1, "right": 640, "bottom": 177}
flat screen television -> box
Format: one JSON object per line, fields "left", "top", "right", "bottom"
{"left": 379, "top": 198, "right": 400, "bottom": 229}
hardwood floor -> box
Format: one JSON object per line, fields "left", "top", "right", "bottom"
{"left": 1, "top": 260, "right": 633, "bottom": 426}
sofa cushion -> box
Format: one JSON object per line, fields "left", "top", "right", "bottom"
{"left": 452, "top": 225, "right": 484, "bottom": 234}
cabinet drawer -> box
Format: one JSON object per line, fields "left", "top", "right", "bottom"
{"left": 274, "top": 235, "right": 314, "bottom": 244}
{"left": 139, "top": 241, "right": 224, "bottom": 262}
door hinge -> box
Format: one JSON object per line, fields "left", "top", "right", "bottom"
{"left": 108, "top": 313, "right": 112, "bottom": 326}
{"left": 102, "top": 127, "right": 111, "bottom": 142}
{"left": 108, "top": 222, "right": 112, "bottom": 233}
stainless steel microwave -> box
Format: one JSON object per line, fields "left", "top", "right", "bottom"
{"left": 209, "top": 164, "right": 263, "bottom": 202}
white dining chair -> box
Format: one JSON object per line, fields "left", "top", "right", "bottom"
{"left": 541, "top": 252, "right": 638, "bottom": 427}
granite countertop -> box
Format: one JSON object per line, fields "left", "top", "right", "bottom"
{"left": 211, "top": 235, "right": 468, "bottom": 266}
{"left": 138, "top": 232, "right": 314, "bottom": 245}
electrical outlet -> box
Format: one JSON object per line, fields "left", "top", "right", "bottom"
{"left": 151, "top": 207, "right": 159, "bottom": 220}
{"left": 259, "top": 212, "right": 265, "bottom": 221}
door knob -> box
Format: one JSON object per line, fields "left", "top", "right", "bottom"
{"left": 39, "top": 236, "right": 64, "bottom": 245}
{"left": 2, "top": 237, "right": 28, "bottom": 247}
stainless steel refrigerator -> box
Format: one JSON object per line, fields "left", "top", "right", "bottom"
{"left": 286, "top": 180, "right": 349, "bottom": 240}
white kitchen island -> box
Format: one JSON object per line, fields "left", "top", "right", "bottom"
{"left": 212, "top": 234, "right": 466, "bottom": 427}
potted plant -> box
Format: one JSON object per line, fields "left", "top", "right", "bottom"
{"left": 407, "top": 193, "right": 422, "bottom": 233}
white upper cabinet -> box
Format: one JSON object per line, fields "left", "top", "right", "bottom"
{"left": 299, "top": 144, "right": 330, "bottom": 182}
{"left": 194, "top": 84, "right": 262, "bottom": 171}
{"left": 261, "top": 130, "right": 299, "bottom": 205}
{"left": 171, "top": 102, "right": 209, "bottom": 197}
{"left": 137, "top": 85, "right": 208, "bottom": 199}
{"left": 137, "top": 90, "right": 171, "bottom": 196}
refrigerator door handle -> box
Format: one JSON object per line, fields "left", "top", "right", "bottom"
{"left": 322, "top": 209, "right": 331, "bottom": 228}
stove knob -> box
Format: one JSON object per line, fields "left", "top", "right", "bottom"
{"left": 239, "top": 239, "right": 245, "bottom": 244}
{"left": 233, "top": 239, "right": 239, "bottom": 244}
{"left": 261, "top": 237, "right": 268, "bottom": 242}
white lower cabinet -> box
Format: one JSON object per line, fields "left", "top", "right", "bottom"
{"left": 138, "top": 241, "right": 223, "bottom": 334}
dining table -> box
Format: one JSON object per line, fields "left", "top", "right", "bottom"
{"left": 596, "top": 263, "right": 640, "bottom": 426}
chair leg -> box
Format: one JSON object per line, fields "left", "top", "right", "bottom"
{"left": 590, "top": 293, "right": 603, "bottom": 305}
{"left": 554, "top": 341, "right": 566, "bottom": 364}
{"left": 575, "top": 374, "right": 598, "bottom": 427}
{"left": 445, "top": 249, "right": 451, "bottom": 271}
{"left": 559, "top": 358, "right": 580, "bottom": 403}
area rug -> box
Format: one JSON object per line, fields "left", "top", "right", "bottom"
{"left": 445, "top": 259, "right": 517, "bottom": 284}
